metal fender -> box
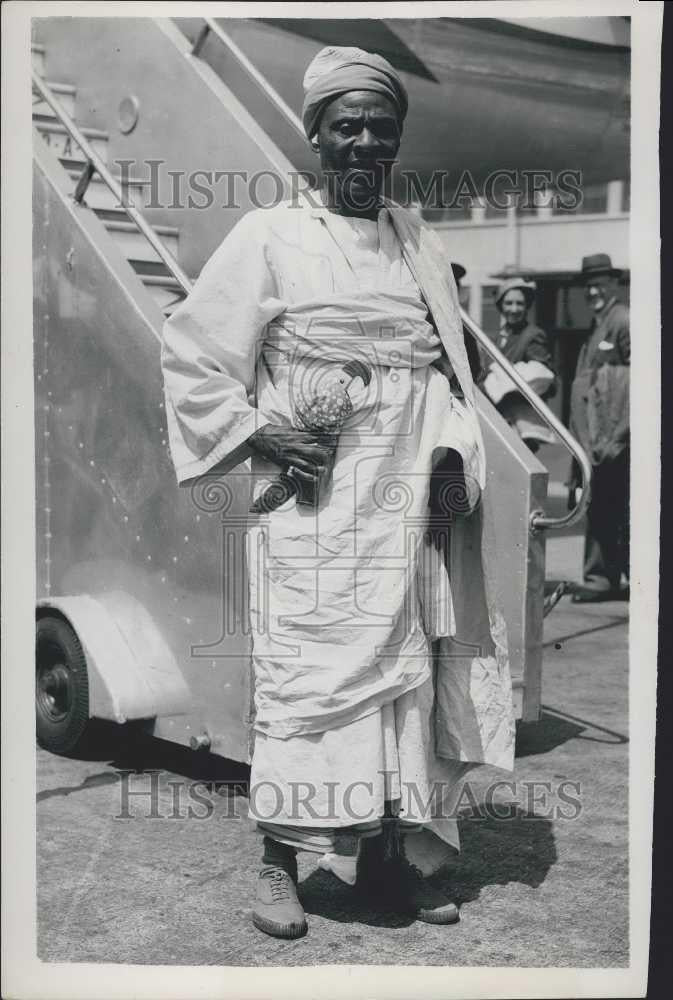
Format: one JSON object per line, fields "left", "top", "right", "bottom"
{"left": 36, "top": 592, "right": 191, "bottom": 724}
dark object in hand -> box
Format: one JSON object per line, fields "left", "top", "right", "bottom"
{"left": 250, "top": 359, "right": 372, "bottom": 513}
{"left": 250, "top": 464, "right": 325, "bottom": 512}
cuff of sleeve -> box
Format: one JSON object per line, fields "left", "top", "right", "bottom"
{"left": 174, "top": 411, "right": 272, "bottom": 486}
{"left": 448, "top": 397, "right": 486, "bottom": 492}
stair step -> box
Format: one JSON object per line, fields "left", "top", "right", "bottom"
{"left": 141, "top": 276, "right": 188, "bottom": 314}
{"left": 35, "top": 120, "right": 108, "bottom": 163}
{"left": 66, "top": 170, "right": 148, "bottom": 211}
{"left": 94, "top": 207, "right": 153, "bottom": 225}
{"left": 32, "top": 82, "right": 76, "bottom": 120}
{"left": 139, "top": 273, "right": 187, "bottom": 289}
{"left": 30, "top": 60, "right": 188, "bottom": 315}
{"left": 103, "top": 219, "right": 180, "bottom": 263}
{"left": 161, "top": 300, "right": 185, "bottom": 318}
{"left": 129, "top": 259, "right": 178, "bottom": 279}
{"left": 31, "top": 43, "right": 46, "bottom": 76}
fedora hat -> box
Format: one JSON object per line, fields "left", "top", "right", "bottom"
{"left": 581, "top": 253, "right": 621, "bottom": 279}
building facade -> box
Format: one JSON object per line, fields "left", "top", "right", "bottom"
{"left": 430, "top": 180, "right": 629, "bottom": 423}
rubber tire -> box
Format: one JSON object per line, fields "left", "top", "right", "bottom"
{"left": 36, "top": 614, "right": 91, "bottom": 756}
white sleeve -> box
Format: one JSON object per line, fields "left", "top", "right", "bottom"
{"left": 442, "top": 395, "right": 486, "bottom": 513}
{"left": 452, "top": 396, "right": 485, "bottom": 478}
{"left": 161, "top": 212, "right": 284, "bottom": 484}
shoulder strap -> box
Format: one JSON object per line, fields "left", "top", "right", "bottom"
{"left": 385, "top": 202, "right": 475, "bottom": 404}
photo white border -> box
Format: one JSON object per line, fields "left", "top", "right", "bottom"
{"left": 1, "top": 2, "right": 661, "bottom": 997}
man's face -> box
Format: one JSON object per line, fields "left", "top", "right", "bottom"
{"left": 584, "top": 275, "right": 616, "bottom": 313}
{"left": 316, "top": 91, "right": 401, "bottom": 213}
{"left": 500, "top": 289, "right": 529, "bottom": 328}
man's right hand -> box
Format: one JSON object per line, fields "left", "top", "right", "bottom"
{"left": 248, "top": 424, "right": 338, "bottom": 478}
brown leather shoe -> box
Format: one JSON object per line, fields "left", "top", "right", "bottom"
{"left": 357, "top": 832, "right": 459, "bottom": 924}
{"left": 252, "top": 866, "right": 308, "bottom": 939}
{"left": 355, "top": 830, "right": 393, "bottom": 904}
{"left": 391, "top": 856, "right": 460, "bottom": 924}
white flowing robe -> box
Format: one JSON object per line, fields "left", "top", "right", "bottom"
{"left": 161, "top": 197, "right": 514, "bottom": 794}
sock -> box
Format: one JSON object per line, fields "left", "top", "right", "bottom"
{"left": 382, "top": 816, "right": 402, "bottom": 862}
{"left": 318, "top": 853, "right": 358, "bottom": 885}
{"left": 262, "top": 836, "right": 298, "bottom": 878}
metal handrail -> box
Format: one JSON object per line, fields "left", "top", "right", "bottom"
{"left": 33, "top": 65, "right": 589, "bottom": 532}
{"left": 460, "top": 308, "right": 592, "bottom": 531}
{"left": 32, "top": 69, "right": 193, "bottom": 295}
{"left": 192, "top": 18, "right": 305, "bottom": 141}
{"left": 186, "top": 22, "right": 590, "bottom": 533}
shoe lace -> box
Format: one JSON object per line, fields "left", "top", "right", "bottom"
{"left": 265, "top": 868, "right": 291, "bottom": 901}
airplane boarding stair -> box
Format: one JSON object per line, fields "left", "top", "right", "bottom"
{"left": 32, "top": 17, "right": 590, "bottom": 761}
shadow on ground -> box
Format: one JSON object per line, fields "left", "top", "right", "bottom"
{"left": 516, "top": 707, "right": 628, "bottom": 759}
{"left": 449, "top": 808, "right": 556, "bottom": 903}
{"left": 542, "top": 614, "right": 628, "bottom": 649}
{"left": 299, "top": 871, "right": 416, "bottom": 929}
{"left": 516, "top": 712, "right": 585, "bottom": 758}
{"left": 42, "top": 720, "right": 251, "bottom": 794}
{"left": 300, "top": 807, "right": 556, "bottom": 928}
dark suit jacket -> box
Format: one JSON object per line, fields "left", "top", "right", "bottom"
{"left": 497, "top": 322, "right": 555, "bottom": 371}
{"left": 569, "top": 298, "right": 630, "bottom": 469}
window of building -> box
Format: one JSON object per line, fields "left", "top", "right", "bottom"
{"left": 621, "top": 180, "right": 630, "bottom": 213}
{"left": 483, "top": 174, "right": 515, "bottom": 219}
{"left": 484, "top": 202, "right": 508, "bottom": 220}
{"left": 419, "top": 206, "right": 444, "bottom": 223}
{"left": 556, "top": 285, "right": 594, "bottom": 329}
{"left": 480, "top": 285, "right": 501, "bottom": 337}
{"left": 445, "top": 202, "right": 473, "bottom": 222}
{"left": 421, "top": 204, "right": 471, "bottom": 223}
{"left": 553, "top": 181, "right": 608, "bottom": 216}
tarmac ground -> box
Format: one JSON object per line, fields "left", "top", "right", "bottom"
{"left": 37, "top": 466, "right": 629, "bottom": 968}
{"left": 36, "top": 514, "right": 629, "bottom": 968}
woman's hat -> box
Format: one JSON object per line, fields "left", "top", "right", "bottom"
{"left": 494, "top": 276, "right": 536, "bottom": 310}
{"left": 580, "top": 253, "right": 622, "bottom": 279}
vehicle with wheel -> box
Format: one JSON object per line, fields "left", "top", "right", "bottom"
{"left": 36, "top": 614, "right": 90, "bottom": 754}
{"left": 33, "top": 17, "right": 591, "bottom": 765}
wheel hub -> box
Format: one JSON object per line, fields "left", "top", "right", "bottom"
{"left": 37, "top": 662, "right": 73, "bottom": 721}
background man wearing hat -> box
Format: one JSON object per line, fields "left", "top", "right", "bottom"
{"left": 569, "top": 253, "right": 630, "bottom": 602}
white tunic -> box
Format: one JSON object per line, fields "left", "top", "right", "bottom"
{"left": 162, "top": 200, "right": 482, "bottom": 740}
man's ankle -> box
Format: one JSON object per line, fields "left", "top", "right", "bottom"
{"left": 262, "top": 836, "right": 298, "bottom": 879}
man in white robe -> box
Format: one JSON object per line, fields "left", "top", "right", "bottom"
{"left": 162, "top": 46, "right": 514, "bottom": 940}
